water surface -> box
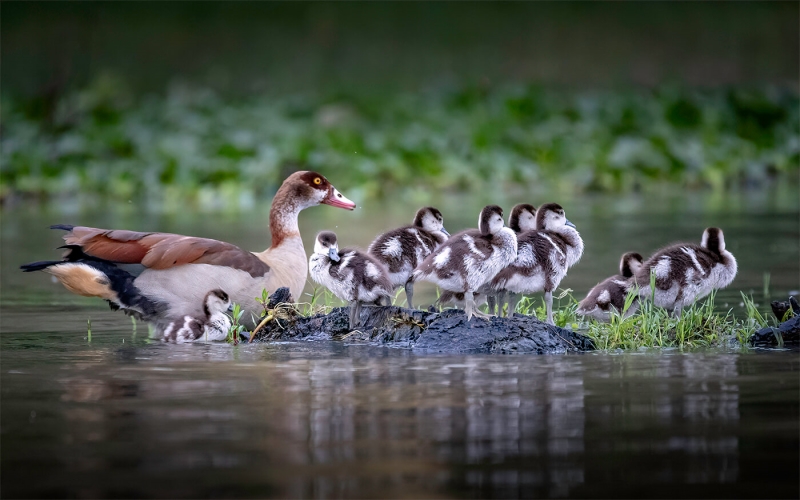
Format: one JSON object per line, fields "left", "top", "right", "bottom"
{"left": 1, "top": 190, "right": 798, "bottom": 498}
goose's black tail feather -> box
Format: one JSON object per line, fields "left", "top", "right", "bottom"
{"left": 20, "top": 254, "right": 167, "bottom": 321}
{"left": 20, "top": 260, "right": 64, "bottom": 272}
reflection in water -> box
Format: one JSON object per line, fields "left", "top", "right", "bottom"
{"left": 3, "top": 342, "right": 797, "bottom": 498}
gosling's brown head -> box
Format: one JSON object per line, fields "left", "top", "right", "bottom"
{"left": 314, "top": 231, "right": 341, "bottom": 261}
{"left": 413, "top": 207, "right": 449, "bottom": 236}
{"left": 508, "top": 203, "right": 537, "bottom": 233}
{"left": 478, "top": 205, "right": 505, "bottom": 236}
{"left": 701, "top": 227, "right": 726, "bottom": 255}
{"left": 619, "top": 252, "right": 644, "bottom": 278}
{"left": 204, "top": 289, "right": 232, "bottom": 316}
{"left": 535, "top": 203, "right": 575, "bottom": 232}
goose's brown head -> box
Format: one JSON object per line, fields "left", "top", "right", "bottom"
{"left": 286, "top": 171, "right": 356, "bottom": 210}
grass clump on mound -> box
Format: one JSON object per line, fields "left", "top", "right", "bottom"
{"left": 516, "top": 289, "right": 768, "bottom": 350}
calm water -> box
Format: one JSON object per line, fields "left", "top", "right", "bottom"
{"left": 1, "top": 189, "right": 799, "bottom": 498}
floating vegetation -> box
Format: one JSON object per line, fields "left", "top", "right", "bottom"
{"left": 2, "top": 81, "right": 797, "bottom": 207}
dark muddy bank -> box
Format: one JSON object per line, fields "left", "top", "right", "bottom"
{"left": 749, "top": 296, "right": 800, "bottom": 347}
{"left": 251, "top": 288, "right": 593, "bottom": 354}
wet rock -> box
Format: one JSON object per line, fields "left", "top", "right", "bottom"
{"left": 750, "top": 296, "right": 800, "bottom": 347}
{"left": 252, "top": 288, "right": 593, "bottom": 354}
{"left": 770, "top": 296, "right": 800, "bottom": 321}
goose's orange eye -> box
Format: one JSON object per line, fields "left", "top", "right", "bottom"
{"left": 313, "top": 177, "right": 322, "bottom": 185}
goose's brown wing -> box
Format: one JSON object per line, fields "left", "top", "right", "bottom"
{"left": 58, "top": 226, "right": 270, "bottom": 278}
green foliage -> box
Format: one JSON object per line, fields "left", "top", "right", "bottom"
{"left": 301, "top": 284, "right": 347, "bottom": 316}
{"left": 255, "top": 289, "right": 270, "bottom": 313}
{"left": 515, "top": 289, "right": 581, "bottom": 329}
{"left": 226, "top": 303, "right": 245, "bottom": 345}
{"left": 2, "top": 82, "right": 797, "bottom": 207}
{"left": 585, "top": 291, "right": 767, "bottom": 350}
{"left": 513, "top": 287, "right": 769, "bottom": 350}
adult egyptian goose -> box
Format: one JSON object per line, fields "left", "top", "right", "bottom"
{"left": 576, "top": 252, "right": 643, "bottom": 322}
{"left": 486, "top": 203, "right": 584, "bottom": 325}
{"left": 487, "top": 203, "right": 537, "bottom": 315}
{"left": 21, "top": 171, "right": 355, "bottom": 329}
{"left": 633, "top": 227, "right": 737, "bottom": 314}
{"left": 309, "top": 231, "right": 394, "bottom": 329}
{"left": 411, "top": 205, "right": 517, "bottom": 321}
{"left": 367, "top": 206, "right": 450, "bottom": 308}
{"left": 161, "top": 289, "right": 233, "bottom": 343}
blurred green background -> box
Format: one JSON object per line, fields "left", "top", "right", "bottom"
{"left": 1, "top": 1, "right": 798, "bottom": 207}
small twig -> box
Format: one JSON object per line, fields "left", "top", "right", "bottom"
{"left": 333, "top": 329, "right": 363, "bottom": 341}
{"left": 250, "top": 312, "right": 274, "bottom": 343}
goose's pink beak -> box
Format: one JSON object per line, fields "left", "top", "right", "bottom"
{"left": 323, "top": 187, "right": 356, "bottom": 210}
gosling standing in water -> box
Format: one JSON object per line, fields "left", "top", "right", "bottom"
{"left": 411, "top": 205, "right": 518, "bottom": 321}
{"left": 487, "top": 203, "right": 584, "bottom": 325}
{"left": 633, "top": 227, "right": 737, "bottom": 314}
{"left": 368, "top": 207, "right": 450, "bottom": 308}
{"left": 310, "top": 231, "right": 394, "bottom": 329}
{"left": 160, "top": 289, "right": 233, "bottom": 343}
{"left": 577, "top": 252, "right": 643, "bottom": 322}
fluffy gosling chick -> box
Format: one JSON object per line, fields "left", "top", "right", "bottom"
{"left": 577, "top": 252, "right": 643, "bottom": 322}
{"left": 633, "top": 227, "right": 737, "bottom": 315}
{"left": 412, "top": 205, "right": 517, "bottom": 321}
{"left": 310, "top": 231, "right": 394, "bottom": 329}
{"left": 161, "top": 289, "right": 233, "bottom": 343}
{"left": 368, "top": 206, "right": 449, "bottom": 308}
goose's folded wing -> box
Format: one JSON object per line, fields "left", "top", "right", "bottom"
{"left": 57, "top": 225, "right": 270, "bottom": 278}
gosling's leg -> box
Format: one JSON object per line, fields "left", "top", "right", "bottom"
{"left": 404, "top": 280, "right": 415, "bottom": 309}
{"left": 465, "top": 291, "right": 490, "bottom": 320}
{"left": 507, "top": 292, "right": 521, "bottom": 318}
{"left": 497, "top": 290, "right": 508, "bottom": 317}
{"left": 464, "top": 291, "right": 476, "bottom": 321}
{"left": 487, "top": 294, "right": 497, "bottom": 316}
{"left": 349, "top": 301, "right": 363, "bottom": 329}
{"left": 544, "top": 290, "right": 554, "bottom": 325}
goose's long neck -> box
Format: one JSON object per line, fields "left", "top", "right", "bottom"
{"left": 268, "top": 187, "right": 304, "bottom": 249}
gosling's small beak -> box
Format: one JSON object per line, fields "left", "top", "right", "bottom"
{"left": 227, "top": 303, "right": 234, "bottom": 313}
{"left": 441, "top": 227, "right": 450, "bottom": 237}
{"left": 329, "top": 247, "right": 340, "bottom": 262}
{"left": 565, "top": 219, "right": 576, "bottom": 228}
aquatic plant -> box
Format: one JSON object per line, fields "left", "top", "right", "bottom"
{"left": 226, "top": 303, "right": 245, "bottom": 345}
{"left": 583, "top": 291, "right": 768, "bottom": 350}
{"left": 2, "top": 82, "right": 797, "bottom": 208}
